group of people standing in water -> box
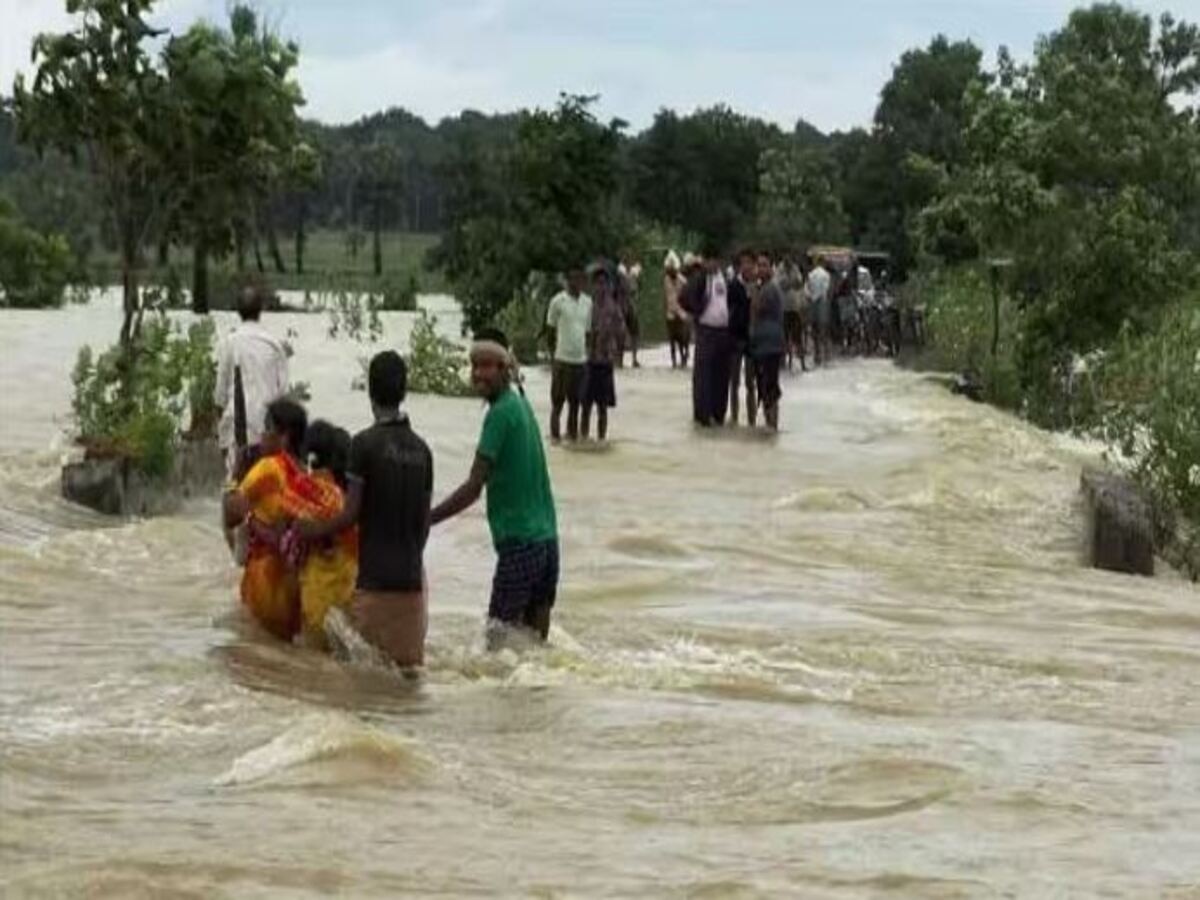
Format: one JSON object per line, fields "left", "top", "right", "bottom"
{"left": 214, "top": 246, "right": 868, "bottom": 667}
{"left": 218, "top": 287, "right": 557, "bottom": 670}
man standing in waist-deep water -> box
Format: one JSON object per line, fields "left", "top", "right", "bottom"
{"left": 296, "top": 351, "right": 434, "bottom": 669}
{"left": 544, "top": 267, "right": 592, "bottom": 443}
{"left": 432, "top": 329, "right": 560, "bottom": 648}
{"left": 683, "top": 248, "right": 733, "bottom": 427}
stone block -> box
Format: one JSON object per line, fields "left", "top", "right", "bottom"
{"left": 1081, "top": 468, "right": 1155, "bottom": 577}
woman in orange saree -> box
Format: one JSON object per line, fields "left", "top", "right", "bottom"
{"left": 222, "top": 400, "right": 350, "bottom": 642}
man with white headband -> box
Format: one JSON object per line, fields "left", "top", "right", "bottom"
{"left": 432, "top": 328, "right": 559, "bottom": 648}
{"left": 663, "top": 251, "right": 690, "bottom": 368}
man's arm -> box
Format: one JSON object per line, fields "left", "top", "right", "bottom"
{"left": 295, "top": 477, "right": 363, "bottom": 540}
{"left": 431, "top": 454, "right": 491, "bottom": 526}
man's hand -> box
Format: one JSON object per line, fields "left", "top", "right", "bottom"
{"left": 431, "top": 454, "right": 491, "bottom": 526}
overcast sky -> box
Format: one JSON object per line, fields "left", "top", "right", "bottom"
{"left": 2, "top": 0, "right": 1193, "bottom": 133}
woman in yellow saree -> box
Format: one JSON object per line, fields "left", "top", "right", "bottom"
{"left": 222, "top": 400, "right": 354, "bottom": 642}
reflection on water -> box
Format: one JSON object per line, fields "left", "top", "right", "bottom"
{"left": 2, "top": 295, "right": 1199, "bottom": 896}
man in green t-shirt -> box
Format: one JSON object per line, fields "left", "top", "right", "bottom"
{"left": 431, "top": 328, "right": 559, "bottom": 647}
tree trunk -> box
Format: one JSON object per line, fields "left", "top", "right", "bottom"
{"left": 372, "top": 201, "right": 383, "bottom": 277}
{"left": 192, "top": 237, "right": 210, "bottom": 315}
{"left": 157, "top": 236, "right": 170, "bottom": 268}
{"left": 253, "top": 235, "right": 266, "bottom": 274}
{"left": 294, "top": 199, "right": 307, "bottom": 275}
{"left": 265, "top": 210, "right": 286, "bottom": 274}
{"left": 235, "top": 225, "right": 247, "bottom": 273}
{"left": 119, "top": 222, "right": 140, "bottom": 346}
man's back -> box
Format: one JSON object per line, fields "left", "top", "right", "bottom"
{"left": 348, "top": 419, "right": 433, "bottom": 592}
{"left": 216, "top": 322, "right": 289, "bottom": 449}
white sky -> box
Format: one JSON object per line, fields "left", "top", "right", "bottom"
{"left": 2, "top": 0, "right": 1195, "bottom": 132}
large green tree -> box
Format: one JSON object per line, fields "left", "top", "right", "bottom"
{"left": 432, "top": 94, "right": 627, "bottom": 331}
{"left": 753, "top": 145, "right": 848, "bottom": 254}
{"left": 162, "top": 5, "right": 306, "bottom": 312}
{"left": 919, "top": 3, "right": 1200, "bottom": 417}
{"left": 13, "top": 0, "right": 177, "bottom": 344}
{"left": 836, "top": 35, "right": 984, "bottom": 275}
{"left": 629, "top": 106, "right": 784, "bottom": 252}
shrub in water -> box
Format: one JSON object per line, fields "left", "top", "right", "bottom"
{"left": 71, "top": 314, "right": 218, "bottom": 478}
{"left": 407, "top": 311, "right": 472, "bottom": 397}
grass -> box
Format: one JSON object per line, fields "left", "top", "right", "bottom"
{"left": 87, "top": 230, "right": 449, "bottom": 303}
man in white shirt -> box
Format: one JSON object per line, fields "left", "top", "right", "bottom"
{"left": 544, "top": 267, "right": 593, "bottom": 442}
{"left": 805, "top": 257, "right": 833, "bottom": 366}
{"left": 214, "top": 285, "right": 290, "bottom": 478}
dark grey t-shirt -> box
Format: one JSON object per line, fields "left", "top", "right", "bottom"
{"left": 751, "top": 281, "right": 787, "bottom": 357}
{"left": 347, "top": 417, "right": 433, "bottom": 592}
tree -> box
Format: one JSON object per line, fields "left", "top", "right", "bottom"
{"left": 629, "top": 106, "right": 783, "bottom": 252}
{"left": 357, "top": 139, "right": 405, "bottom": 276}
{"left": 0, "top": 194, "right": 74, "bottom": 308}
{"left": 13, "top": 0, "right": 177, "bottom": 344}
{"left": 162, "top": 5, "right": 306, "bottom": 312}
{"left": 917, "top": 4, "right": 1200, "bottom": 418}
{"left": 432, "top": 94, "right": 628, "bottom": 332}
{"left": 834, "top": 36, "right": 984, "bottom": 275}
{"left": 754, "top": 145, "right": 848, "bottom": 254}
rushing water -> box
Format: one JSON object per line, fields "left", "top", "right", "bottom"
{"left": 1, "top": 295, "right": 1198, "bottom": 897}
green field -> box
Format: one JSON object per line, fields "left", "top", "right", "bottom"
{"left": 88, "top": 230, "right": 449, "bottom": 303}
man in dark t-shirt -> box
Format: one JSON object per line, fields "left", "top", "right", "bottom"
{"left": 298, "top": 351, "right": 433, "bottom": 668}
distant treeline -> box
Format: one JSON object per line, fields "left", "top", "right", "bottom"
{"left": 0, "top": 29, "right": 985, "bottom": 285}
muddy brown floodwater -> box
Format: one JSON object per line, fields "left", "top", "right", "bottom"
{"left": 2, "top": 294, "right": 1198, "bottom": 897}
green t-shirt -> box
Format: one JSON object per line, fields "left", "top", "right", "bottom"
{"left": 545, "top": 290, "right": 592, "bottom": 364}
{"left": 477, "top": 388, "right": 558, "bottom": 547}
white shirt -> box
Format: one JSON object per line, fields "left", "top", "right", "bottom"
{"left": 700, "top": 272, "right": 729, "bottom": 328}
{"left": 806, "top": 266, "right": 831, "bottom": 303}
{"left": 215, "top": 320, "right": 290, "bottom": 450}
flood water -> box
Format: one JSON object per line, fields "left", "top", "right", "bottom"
{"left": 2, "top": 295, "right": 1198, "bottom": 897}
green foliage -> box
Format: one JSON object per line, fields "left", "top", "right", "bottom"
{"left": 406, "top": 311, "right": 472, "bottom": 397}
{"left": 326, "top": 291, "right": 383, "bottom": 343}
{"left": 754, "top": 145, "right": 848, "bottom": 254}
{"left": 832, "top": 36, "right": 985, "bottom": 274}
{"left": 71, "top": 314, "right": 218, "bottom": 478}
{"left": 1097, "top": 297, "right": 1200, "bottom": 546}
{"left": 162, "top": 5, "right": 309, "bottom": 312}
{"left": 13, "top": 0, "right": 182, "bottom": 343}
{"left": 432, "top": 94, "right": 630, "bottom": 332}
{"left": 0, "top": 198, "right": 74, "bottom": 308}
{"left": 495, "top": 272, "right": 557, "bottom": 365}
{"left": 906, "top": 264, "right": 1025, "bottom": 410}
{"left": 629, "top": 105, "right": 784, "bottom": 252}
{"left": 919, "top": 5, "right": 1200, "bottom": 427}
{"left": 380, "top": 271, "right": 419, "bottom": 311}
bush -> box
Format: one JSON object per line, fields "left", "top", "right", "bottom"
{"left": 906, "top": 264, "right": 1025, "bottom": 410}
{"left": 0, "top": 205, "right": 74, "bottom": 308}
{"left": 1097, "top": 298, "right": 1200, "bottom": 540}
{"left": 326, "top": 290, "right": 383, "bottom": 343}
{"left": 380, "top": 271, "right": 419, "bottom": 311}
{"left": 71, "top": 314, "right": 218, "bottom": 478}
{"left": 407, "top": 310, "right": 472, "bottom": 397}
{"left": 495, "top": 272, "right": 555, "bottom": 365}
